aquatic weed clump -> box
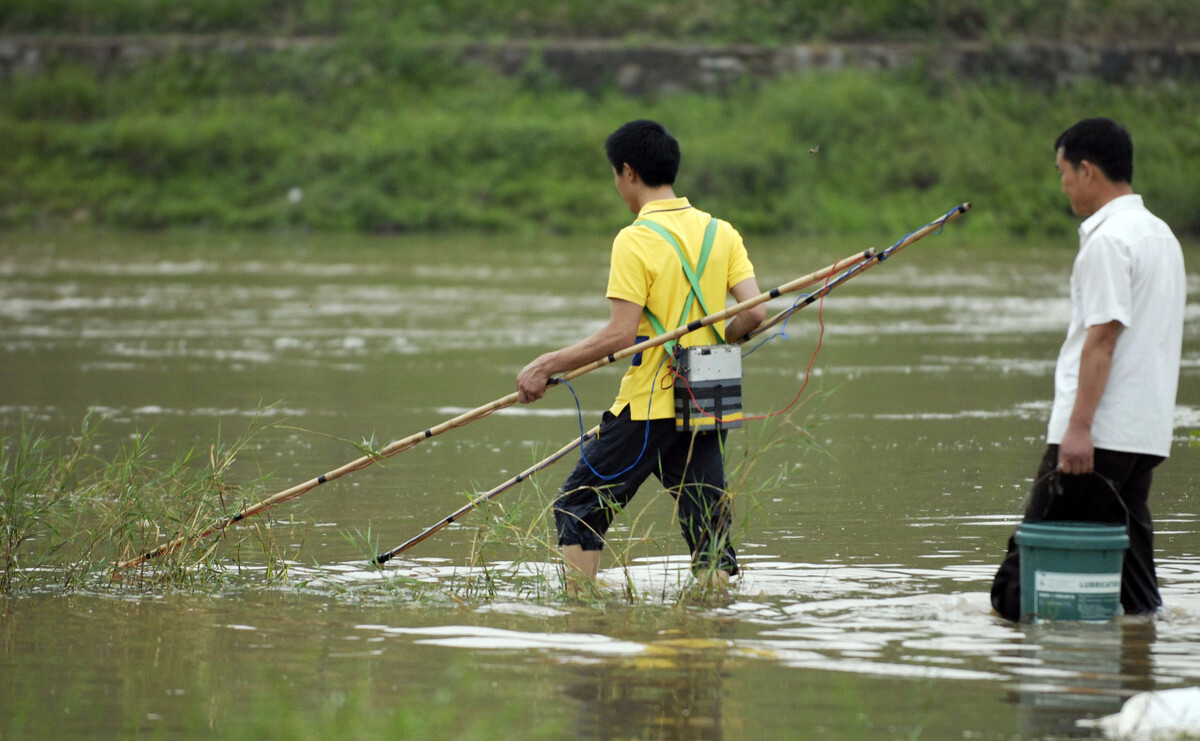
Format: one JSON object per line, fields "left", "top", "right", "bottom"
{"left": 0, "top": 414, "right": 299, "bottom": 594}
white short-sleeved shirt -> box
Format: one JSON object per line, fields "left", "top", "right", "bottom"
{"left": 1046, "top": 194, "right": 1186, "bottom": 457}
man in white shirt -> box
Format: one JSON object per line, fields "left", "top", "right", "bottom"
{"left": 991, "top": 117, "right": 1186, "bottom": 621}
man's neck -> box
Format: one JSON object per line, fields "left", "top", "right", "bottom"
{"left": 634, "top": 185, "right": 677, "bottom": 212}
{"left": 1085, "top": 183, "right": 1135, "bottom": 217}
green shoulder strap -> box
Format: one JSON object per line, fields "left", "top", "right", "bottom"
{"left": 634, "top": 217, "right": 723, "bottom": 354}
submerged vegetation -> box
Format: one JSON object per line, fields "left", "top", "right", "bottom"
{"left": 1, "top": 400, "right": 823, "bottom": 603}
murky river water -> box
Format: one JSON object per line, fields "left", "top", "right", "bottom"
{"left": 2, "top": 225, "right": 1198, "bottom": 739}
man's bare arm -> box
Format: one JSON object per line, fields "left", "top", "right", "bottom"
{"left": 516, "top": 298, "right": 642, "bottom": 403}
{"left": 1058, "top": 320, "right": 1122, "bottom": 474}
{"left": 723, "top": 277, "right": 767, "bottom": 343}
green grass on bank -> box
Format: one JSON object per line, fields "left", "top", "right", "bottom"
{"left": 2, "top": 0, "right": 1198, "bottom": 43}
{"left": 2, "top": 39, "right": 1199, "bottom": 238}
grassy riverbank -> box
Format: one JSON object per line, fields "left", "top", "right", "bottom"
{"left": 3, "top": 3, "right": 1199, "bottom": 238}
{"left": 5, "top": 54, "right": 1198, "bottom": 238}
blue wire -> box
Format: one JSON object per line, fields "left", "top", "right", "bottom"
{"left": 741, "top": 292, "right": 812, "bottom": 358}
{"left": 741, "top": 251, "right": 866, "bottom": 358}
{"left": 740, "top": 210, "right": 950, "bottom": 357}
{"left": 880, "top": 205, "right": 959, "bottom": 261}
{"left": 558, "top": 352, "right": 669, "bottom": 481}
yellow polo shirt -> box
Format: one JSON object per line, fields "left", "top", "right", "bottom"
{"left": 607, "top": 197, "right": 756, "bottom": 420}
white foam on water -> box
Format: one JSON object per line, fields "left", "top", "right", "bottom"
{"left": 356, "top": 624, "right": 647, "bottom": 656}
{"left": 293, "top": 548, "right": 1200, "bottom": 698}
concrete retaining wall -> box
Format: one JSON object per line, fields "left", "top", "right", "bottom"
{"left": 3, "top": 35, "right": 1197, "bottom": 93}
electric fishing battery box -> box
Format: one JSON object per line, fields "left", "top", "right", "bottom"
{"left": 673, "top": 344, "right": 743, "bottom": 433}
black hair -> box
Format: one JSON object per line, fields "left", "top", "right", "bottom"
{"left": 604, "top": 119, "right": 680, "bottom": 187}
{"left": 1055, "top": 117, "right": 1134, "bottom": 184}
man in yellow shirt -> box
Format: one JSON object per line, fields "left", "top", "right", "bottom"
{"left": 517, "top": 119, "right": 765, "bottom": 589}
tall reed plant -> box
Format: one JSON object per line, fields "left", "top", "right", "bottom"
{"left": 0, "top": 413, "right": 298, "bottom": 594}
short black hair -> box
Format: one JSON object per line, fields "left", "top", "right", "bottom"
{"left": 1055, "top": 117, "right": 1134, "bottom": 184}
{"left": 604, "top": 119, "right": 680, "bottom": 187}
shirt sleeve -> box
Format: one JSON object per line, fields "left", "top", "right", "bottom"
{"left": 1078, "top": 235, "right": 1133, "bottom": 328}
{"left": 723, "top": 221, "right": 756, "bottom": 289}
{"left": 606, "top": 228, "right": 649, "bottom": 306}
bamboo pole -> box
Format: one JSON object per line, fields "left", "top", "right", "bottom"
{"left": 116, "top": 203, "right": 969, "bottom": 570}
{"left": 371, "top": 425, "right": 601, "bottom": 565}
{"left": 116, "top": 248, "right": 869, "bottom": 569}
{"left": 747, "top": 202, "right": 971, "bottom": 341}
{"left": 371, "top": 202, "right": 972, "bottom": 563}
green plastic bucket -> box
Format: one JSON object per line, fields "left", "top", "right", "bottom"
{"left": 1015, "top": 521, "right": 1129, "bottom": 623}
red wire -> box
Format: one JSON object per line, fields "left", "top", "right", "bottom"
{"left": 676, "top": 270, "right": 831, "bottom": 425}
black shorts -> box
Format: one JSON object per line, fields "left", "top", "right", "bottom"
{"left": 554, "top": 406, "right": 739, "bottom": 575}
